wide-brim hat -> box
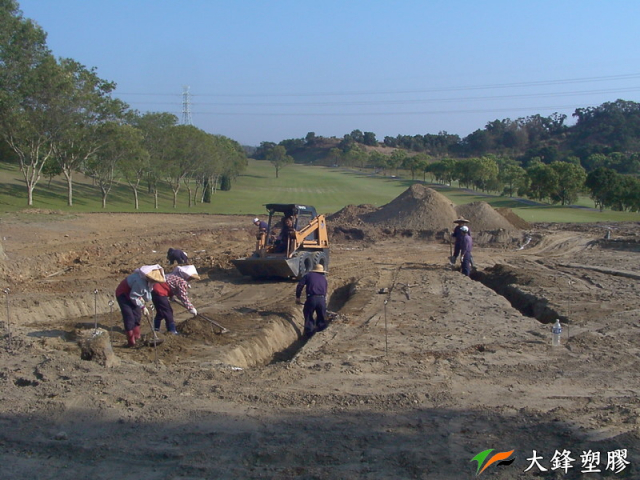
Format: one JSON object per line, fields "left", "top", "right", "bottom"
{"left": 145, "top": 268, "right": 166, "bottom": 283}
{"left": 453, "top": 217, "right": 470, "bottom": 224}
{"left": 311, "top": 264, "right": 325, "bottom": 274}
{"left": 173, "top": 264, "right": 200, "bottom": 281}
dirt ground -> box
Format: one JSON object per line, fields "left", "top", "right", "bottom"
{"left": 0, "top": 205, "right": 639, "bottom": 479}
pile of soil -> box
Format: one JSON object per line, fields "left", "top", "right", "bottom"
{"left": 360, "top": 184, "right": 457, "bottom": 230}
{"left": 455, "top": 201, "right": 521, "bottom": 233}
{"left": 328, "top": 184, "right": 526, "bottom": 244}
{"left": 327, "top": 204, "right": 378, "bottom": 227}
{"left": 495, "top": 207, "right": 532, "bottom": 230}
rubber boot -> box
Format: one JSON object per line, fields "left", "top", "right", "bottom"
{"left": 167, "top": 320, "right": 177, "bottom": 334}
{"left": 133, "top": 325, "right": 141, "bottom": 341}
{"left": 126, "top": 330, "right": 136, "bottom": 347}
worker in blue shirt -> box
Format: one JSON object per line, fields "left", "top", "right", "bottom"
{"left": 296, "top": 263, "right": 328, "bottom": 338}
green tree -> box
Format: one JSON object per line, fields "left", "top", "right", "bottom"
{"left": 164, "top": 125, "right": 207, "bottom": 208}
{"left": 402, "top": 154, "right": 423, "bottom": 180}
{"left": 388, "top": 149, "right": 407, "bottom": 175}
{"left": 526, "top": 161, "right": 559, "bottom": 203}
{"left": 499, "top": 161, "right": 526, "bottom": 197}
{"left": 412, "top": 153, "right": 431, "bottom": 181}
{"left": 328, "top": 147, "right": 342, "bottom": 167}
{"left": 86, "top": 122, "right": 140, "bottom": 208}
{"left": 305, "top": 132, "right": 316, "bottom": 146}
{"left": 344, "top": 144, "right": 367, "bottom": 168}
{"left": 474, "top": 156, "right": 500, "bottom": 192}
{"left": 52, "top": 58, "right": 127, "bottom": 206}
{"left": 363, "top": 131, "right": 377, "bottom": 146}
{"left": 586, "top": 167, "right": 619, "bottom": 211}
{"left": 117, "top": 126, "right": 149, "bottom": 209}
{"left": 266, "top": 145, "right": 293, "bottom": 178}
{"left": 130, "top": 111, "right": 179, "bottom": 208}
{"left": 549, "top": 161, "right": 586, "bottom": 205}
{"left": 0, "top": 2, "right": 59, "bottom": 205}
{"left": 368, "top": 151, "right": 388, "bottom": 174}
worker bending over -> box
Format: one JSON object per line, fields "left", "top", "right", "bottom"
{"left": 152, "top": 265, "right": 200, "bottom": 334}
{"left": 116, "top": 265, "right": 166, "bottom": 347}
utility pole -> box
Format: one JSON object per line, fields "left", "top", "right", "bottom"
{"left": 182, "top": 85, "right": 193, "bottom": 125}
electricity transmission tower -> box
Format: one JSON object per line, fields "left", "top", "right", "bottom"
{"left": 182, "top": 86, "right": 193, "bottom": 125}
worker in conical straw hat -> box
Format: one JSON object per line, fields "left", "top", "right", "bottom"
{"left": 152, "top": 265, "right": 200, "bottom": 334}
{"left": 450, "top": 217, "right": 471, "bottom": 265}
{"left": 295, "top": 263, "right": 328, "bottom": 338}
{"left": 115, "top": 264, "right": 166, "bottom": 347}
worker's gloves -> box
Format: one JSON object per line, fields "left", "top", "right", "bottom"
{"left": 295, "top": 298, "right": 303, "bottom": 305}
{"left": 142, "top": 306, "right": 150, "bottom": 317}
{"left": 189, "top": 308, "right": 198, "bottom": 317}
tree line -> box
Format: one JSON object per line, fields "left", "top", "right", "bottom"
{"left": 257, "top": 101, "right": 640, "bottom": 211}
{"left": 0, "top": 1, "right": 247, "bottom": 208}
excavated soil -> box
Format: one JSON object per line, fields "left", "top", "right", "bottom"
{"left": 0, "top": 195, "right": 639, "bottom": 479}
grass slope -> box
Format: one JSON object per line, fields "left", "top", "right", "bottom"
{"left": 0, "top": 160, "right": 637, "bottom": 222}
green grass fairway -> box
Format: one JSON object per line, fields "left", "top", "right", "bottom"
{"left": 0, "top": 160, "right": 637, "bottom": 222}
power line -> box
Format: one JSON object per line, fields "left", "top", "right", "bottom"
{"left": 185, "top": 104, "right": 602, "bottom": 117}
{"left": 114, "top": 72, "right": 640, "bottom": 99}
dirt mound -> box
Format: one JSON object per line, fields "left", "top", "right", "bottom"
{"left": 327, "top": 204, "right": 377, "bottom": 226}
{"left": 328, "top": 186, "right": 524, "bottom": 244}
{"left": 455, "top": 201, "right": 520, "bottom": 233}
{"left": 360, "top": 184, "right": 457, "bottom": 230}
{"left": 495, "top": 207, "right": 532, "bottom": 230}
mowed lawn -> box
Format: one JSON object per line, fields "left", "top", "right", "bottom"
{"left": 0, "top": 159, "right": 637, "bottom": 222}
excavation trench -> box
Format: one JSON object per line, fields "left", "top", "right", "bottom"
{"left": 57, "top": 281, "right": 360, "bottom": 370}
{"left": 472, "top": 264, "right": 566, "bottom": 325}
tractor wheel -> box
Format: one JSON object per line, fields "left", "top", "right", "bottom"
{"left": 297, "top": 251, "right": 313, "bottom": 278}
{"left": 312, "top": 251, "right": 329, "bottom": 272}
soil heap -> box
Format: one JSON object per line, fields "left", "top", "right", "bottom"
{"left": 360, "top": 183, "right": 457, "bottom": 231}
{"left": 328, "top": 184, "right": 525, "bottom": 244}
{"left": 455, "top": 201, "right": 523, "bottom": 245}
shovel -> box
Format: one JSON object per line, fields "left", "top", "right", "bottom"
{"left": 142, "top": 308, "right": 164, "bottom": 346}
{"left": 174, "top": 300, "right": 229, "bottom": 334}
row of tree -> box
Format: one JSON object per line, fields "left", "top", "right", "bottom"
{"left": 258, "top": 136, "right": 640, "bottom": 211}
{"left": 269, "top": 98, "right": 640, "bottom": 180}
{"left": 0, "top": 1, "right": 246, "bottom": 207}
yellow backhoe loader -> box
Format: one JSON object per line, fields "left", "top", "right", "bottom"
{"left": 232, "top": 204, "right": 329, "bottom": 279}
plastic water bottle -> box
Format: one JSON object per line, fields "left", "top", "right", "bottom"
{"left": 552, "top": 319, "right": 562, "bottom": 346}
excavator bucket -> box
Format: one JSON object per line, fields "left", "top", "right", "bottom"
{"left": 231, "top": 256, "right": 300, "bottom": 279}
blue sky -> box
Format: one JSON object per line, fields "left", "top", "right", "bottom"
{"left": 17, "top": 0, "right": 640, "bottom": 146}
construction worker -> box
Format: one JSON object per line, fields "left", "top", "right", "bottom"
{"left": 274, "top": 216, "right": 295, "bottom": 253}
{"left": 253, "top": 217, "right": 268, "bottom": 234}
{"left": 152, "top": 264, "right": 200, "bottom": 334}
{"left": 459, "top": 226, "right": 473, "bottom": 276}
{"left": 167, "top": 247, "right": 189, "bottom": 265}
{"left": 115, "top": 265, "right": 166, "bottom": 347}
{"left": 450, "top": 217, "right": 471, "bottom": 265}
{"left": 295, "top": 263, "right": 328, "bottom": 338}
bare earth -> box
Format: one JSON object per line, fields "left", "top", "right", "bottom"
{"left": 0, "top": 209, "right": 639, "bottom": 479}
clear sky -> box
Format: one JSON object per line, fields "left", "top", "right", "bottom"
{"left": 16, "top": 0, "right": 640, "bottom": 147}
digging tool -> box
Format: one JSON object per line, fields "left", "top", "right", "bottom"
{"left": 142, "top": 308, "right": 163, "bottom": 368}
{"left": 447, "top": 231, "right": 457, "bottom": 270}
{"left": 93, "top": 289, "right": 99, "bottom": 333}
{"left": 4, "top": 288, "right": 11, "bottom": 352}
{"left": 174, "top": 299, "right": 229, "bottom": 334}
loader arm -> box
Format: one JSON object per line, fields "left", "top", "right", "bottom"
{"left": 290, "top": 214, "right": 329, "bottom": 252}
